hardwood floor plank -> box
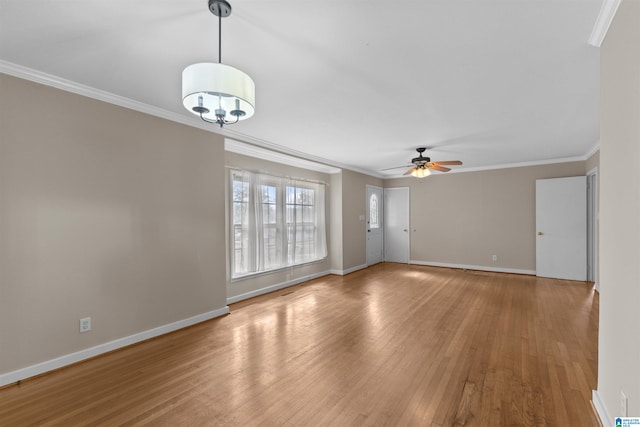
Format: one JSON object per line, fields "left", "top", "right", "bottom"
{"left": 0, "top": 264, "right": 599, "bottom": 426}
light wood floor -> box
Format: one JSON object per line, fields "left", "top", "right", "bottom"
{"left": 0, "top": 264, "right": 599, "bottom": 426}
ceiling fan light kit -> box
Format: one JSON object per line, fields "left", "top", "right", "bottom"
{"left": 182, "top": 0, "right": 255, "bottom": 127}
{"left": 385, "top": 147, "right": 463, "bottom": 178}
{"left": 410, "top": 166, "right": 431, "bottom": 178}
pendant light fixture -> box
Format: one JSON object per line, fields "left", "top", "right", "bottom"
{"left": 182, "top": 0, "right": 255, "bottom": 127}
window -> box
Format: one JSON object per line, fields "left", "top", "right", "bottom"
{"left": 232, "top": 176, "right": 250, "bottom": 275}
{"left": 231, "top": 170, "right": 327, "bottom": 278}
{"left": 262, "top": 184, "right": 278, "bottom": 269}
{"left": 286, "top": 185, "right": 317, "bottom": 264}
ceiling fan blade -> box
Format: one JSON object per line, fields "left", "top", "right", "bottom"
{"left": 381, "top": 165, "right": 413, "bottom": 171}
{"left": 430, "top": 165, "right": 451, "bottom": 172}
{"left": 403, "top": 168, "right": 415, "bottom": 176}
{"left": 433, "top": 160, "right": 462, "bottom": 166}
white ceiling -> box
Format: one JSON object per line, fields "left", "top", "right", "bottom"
{"left": 0, "top": 0, "right": 603, "bottom": 176}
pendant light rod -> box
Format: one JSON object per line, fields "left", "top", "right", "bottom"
{"left": 209, "top": 0, "right": 230, "bottom": 62}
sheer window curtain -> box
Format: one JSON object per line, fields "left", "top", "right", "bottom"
{"left": 314, "top": 184, "right": 327, "bottom": 259}
{"left": 231, "top": 170, "right": 327, "bottom": 278}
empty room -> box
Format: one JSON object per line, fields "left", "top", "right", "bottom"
{"left": 1, "top": 0, "right": 638, "bottom": 426}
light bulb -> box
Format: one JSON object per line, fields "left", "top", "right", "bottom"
{"left": 411, "top": 167, "right": 431, "bottom": 178}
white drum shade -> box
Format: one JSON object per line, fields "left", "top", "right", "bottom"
{"left": 182, "top": 62, "right": 255, "bottom": 121}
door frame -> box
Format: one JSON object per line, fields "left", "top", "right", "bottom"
{"left": 587, "top": 167, "right": 599, "bottom": 289}
{"left": 535, "top": 176, "right": 587, "bottom": 281}
{"left": 535, "top": 175, "right": 588, "bottom": 281}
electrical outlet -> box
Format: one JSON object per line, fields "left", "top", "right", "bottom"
{"left": 621, "top": 391, "right": 628, "bottom": 417}
{"left": 79, "top": 317, "right": 91, "bottom": 333}
{"left": 492, "top": 255, "right": 498, "bottom": 262}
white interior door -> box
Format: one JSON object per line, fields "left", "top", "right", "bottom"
{"left": 384, "top": 187, "right": 410, "bottom": 263}
{"left": 536, "top": 176, "right": 587, "bottom": 281}
{"left": 366, "top": 185, "right": 383, "bottom": 266}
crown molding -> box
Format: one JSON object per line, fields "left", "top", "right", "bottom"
{"left": 383, "top": 154, "right": 594, "bottom": 178}
{"left": 225, "top": 139, "right": 341, "bottom": 174}
{"left": 0, "top": 60, "right": 385, "bottom": 179}
{"left": 585, "top": 141, "right": 600, "bottom": 159}
{"left": 588, "top": 0, "right": 621, "bottom": 47}
{"left": 453, "top": 155, "right": 588, "bottom": 174}
{"left": 1, "top": 60, "right": 598, "bottom": 180}
{"left": 0, "top": 60, "right": 214, "bottom": 132}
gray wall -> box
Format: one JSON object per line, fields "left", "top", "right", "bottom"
{"left": 0, "top": 74, "right": 228, "bottom": 374}
{"left": 597, "top": 0, "right": 640, "bottom": 419}
{"left": 385, "top": 162, "right": 586, "bottom": 272}
{"left": 329, "top": 172, "right": 344, "bottom": 272}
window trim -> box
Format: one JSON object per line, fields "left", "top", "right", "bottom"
{"left": 229, "top": 169, "right": 327, "bottom": 280}
{"left": 229, "top": 258, "right": 327, "bottom": 282}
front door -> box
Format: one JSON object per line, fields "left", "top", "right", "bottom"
{"left": 366, "top": 185, "right": 383, "bottom": 266}
{"left": 536, "top": 176, "right": 587, "bottom": 281}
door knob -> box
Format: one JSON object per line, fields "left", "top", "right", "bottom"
{"left": 537, "top": 231, "right": 543, "bottom": 236}
{"left": 403, "top": 229, "right": 408, "bottom": 232}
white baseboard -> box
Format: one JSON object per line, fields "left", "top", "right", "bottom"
{"left": 344, "top": 264, "right": 368, "bottom": 274}
{"left": 592, "top": 390, "right": 613, "bottom": 427}
{"left": 0, "top": 306, "right": 230, "bottom": 388}
{"left": 329, "top": 264, "right": 368, "bottom": 276}
{"left": 409, "top": 260, "right": 536, "bottom": 276}
{"left": 329, "top": 264, "right": 369, "bottom": 276}
{"left": 226, "top": 271, "right": 331, "bottom": 304}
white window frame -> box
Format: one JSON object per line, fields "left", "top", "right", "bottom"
{"left": 230, "top": 170, "right": 327, "bottom": 279}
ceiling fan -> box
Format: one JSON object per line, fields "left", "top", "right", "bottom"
{"left": 382, "top": 147, "right": 463, "bottom": 178}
